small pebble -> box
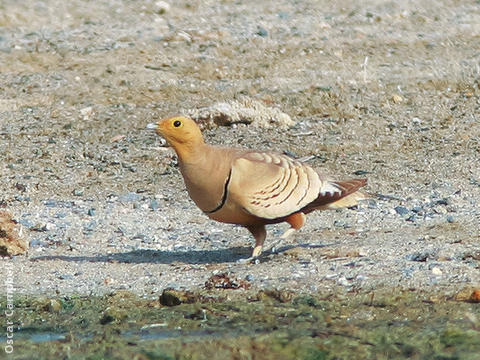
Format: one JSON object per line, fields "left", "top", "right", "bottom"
{"left": 353, "top": 170, "right": 369, "bottom": 176}
{"left": 154, "top": 1, "right": 170, "bottom": 14}
{"left": 333, "top": 220, "right": 350, "bottom": 228}
{"left": 88, "top": 208, "right": 96, "bottom": 216}
{"left": 407, "top": 250, "right": 436, "bottom": 262}
{"left": 72, "top": 189, "right": 83, "bottom": 196}
{"left": 392, "top": 94, "right": 403, "bottom": 103}
{"left": 367, "top": 199, "right": 377, "bottom": 209}
{"left": 245, "top": 274, "right": 254, "bottom": 281}
{"left": 446, "top": 215, "right": 455, "bottom": 223}
{"left": 394, "top": 206, "right": 409, "bottom": 216}
{"left": 14, "top": 195, "right": 31, "bottom": 202}
{"left": 15, "top": 183, "right": 27, "bottom": 192}
{"left": 80, "top": 106, "right": 93, "bottom": 120}
{"left": 356, "top": 274, "right": 367, "bottom": 281}
{"left": 431, "top": 267, "right": 443, "bottom": 276}
{"left": 83, "top": 220, "right": 97, "bottom": 232}
{"left": 402, "top": 267, "right": 415, "bottom": 278}
{"left": 29, "top": 238, "right": 46, "bottom": 247}
{"left": 406, "top": 214, "right": 416, "bottom": 222}
{"left": 471, "top": 289, "right": 480, "bottom": 303}
{"left": 337, "top": 276, "right": 350, "bottom": 286}
{"left": 435, "top": 198, "right": 450, "bottom": 206}
{"left": 150, "top": 199, "right": 160, "bottom": 211}
{"left": 411, "top": 206, "right": 423, "bottom": 214}
{"left": 119, "top": 192, "right": 141, "bottom": 203}
{"left": 44, "top": 223, "right": 56, "bottom": 231}
{"left": 47, "top": 299, "right": 62, "bottom": 312}
{"left": 256, "top": 26, "right": 268, "bottom": 37}
{"left": 59, "top": 274, "right": 74, "bottom": 280}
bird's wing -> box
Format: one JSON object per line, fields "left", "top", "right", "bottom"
{"left": 227, "top": 152, "right": 326, "bottom": 219}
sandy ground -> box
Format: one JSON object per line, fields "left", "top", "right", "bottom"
{"left": 1, "top": 0, "right": 480, "bottom": 299}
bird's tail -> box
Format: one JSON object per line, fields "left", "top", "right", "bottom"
{"left": 326, "top": 188, "right": 369, "bottom": 209}
{"left": 302, "top": 178, "right": 368, "bottom": 212}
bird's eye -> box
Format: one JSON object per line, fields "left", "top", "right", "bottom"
{"left": 173, "top": 120, "right": 182, "bottom": 128}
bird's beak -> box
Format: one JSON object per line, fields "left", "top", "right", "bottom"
{"left": 146, "top": 123, "right": 158, "bottom": 130}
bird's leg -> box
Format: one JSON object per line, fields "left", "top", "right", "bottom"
{"left": 250, "top": 224, "right": 267, "bottom": 257}
{"left": 267, "top": 212, "right": 306, "bottom": 253}
{"left": 236, "top": 225, "right": 267, "bottom": 263}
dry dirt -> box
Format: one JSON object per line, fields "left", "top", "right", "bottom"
{"left": 1, "top": 0, "right": 480, "bottom": 299}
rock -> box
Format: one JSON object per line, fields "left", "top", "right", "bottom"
{"left": 185, "top": 308, "right": 207, "bottom": 321}
{"left": 406, "top": 214, "right": 417, "bottom": 222}
{"left": 72, "top": 189, "right": 83, "bottom": 196}
{"left": 353, "top": 170, "right": 369, "bottom": 176}
{"left": 29, "top": 238, "right": 47, "bottom": 248}
{"left": 46, "top": 299, "right": 62, "bottom": 313}
{"left": 80, "top": 106, "right": 93, "bottom": 120}
{"left": 0, "top": 210, "right": 28, "bottom": 256}
{"left": 15, "top": 182, "right": 27, "bottom": 192}
{"left": 59, "top": 274, "right": 74, "bottom": 280}
{"left": 44, "top": 200, "right": 58, "bottom": 207}
{"left": 471, "top": 289, "right": 480, "bottom": 303}
{"left": 83, "top": 220, "right": 97, "bottom": 232}
{"left": 256, "top": 26, "right": 268, "bottom": 37}
{"left": 14, "top": 195, "right": 30, "bottom": 202}
{"left": 394, "top": 206, "right": 409, "bottom": 216}
{"left": 407, "top": 250, "right": 437, "bottom": 262}
{"left": 337, "top": 276, "right": 351, "bottom": 287}
{"left": 333, "top": 220, "right": 350, "bottom": 228}
{"left": 446, "top": 215, "right": 455, "bottom": 223}
{"left": 149, "top": 199, "right": 160, "bottom": 211}
{"left": 44, "top": 223, "right": 56, "bottom": 231}
{"left": 456, "top": 287, "right": 480, "bottom": 303}
{"left": 188, "top": 97, "right": 295, "bottom": 129}
{"left": 245, "top": 274, "right": 254, "bottom": 282}
{"left": 110, "top": 134, "right": 126, "bottom": 143}
{"left": 204, "top": 273, "right": 250, "bottom": 290}
{"left": 154, "top": 1, "right": 170, "bottom": 14}
{"left": 99, "top": 313, "right": 115, "bottom": 325}
{"left": 411, "top": 206, "right": 423, "bottom": 214}
{"left": 257, "top": 289, "right": 294, "bottom": 303}
{"left": 392, "top": 94, "right": 403, "bottom": 103}
{"left": 159, "top": 289, "right": 197, "bottom": 306}
{"left": 119, "top": 192, "right": 142, "bottom": 203}
{"left": 431, "top": 267, "right": 442, "bottom": 276}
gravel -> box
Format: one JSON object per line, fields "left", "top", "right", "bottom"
{"left": 0, "top": 0, "right": 479, "bottom": 299}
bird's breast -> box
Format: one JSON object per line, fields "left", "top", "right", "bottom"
{"left": 206, "top": 199, "right": 260, "bottom": 226}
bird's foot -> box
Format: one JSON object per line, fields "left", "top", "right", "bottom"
{"left": 236, "top": 244, "right": 263, "bottom": 264}
{"left": 236, "top": 256, "right": 260, "bottom": 265}
{"left": 280, "top": 228, "right": 297, "bottom": 239}
{"left": 265, "top": 238, "right": 283, "bottom": 254}
{"left": 265, "top": 228, "right": 297, "bottom": 253}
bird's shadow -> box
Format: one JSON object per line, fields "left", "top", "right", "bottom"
{"left": 30, "top": 243, "right": 328, "bottom": 265}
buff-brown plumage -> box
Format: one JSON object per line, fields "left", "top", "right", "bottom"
{"left": 148, "top": 116, "right": 367, "bottom": 258}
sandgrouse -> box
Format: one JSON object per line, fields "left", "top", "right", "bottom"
{"left": 148, "top": 116, "right": 367, "bottom": 259}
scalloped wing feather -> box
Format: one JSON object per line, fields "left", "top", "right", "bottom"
{"left": 227, "top": 152, "right": 322, "bottom": 219}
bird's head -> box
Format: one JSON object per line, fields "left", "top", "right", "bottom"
{"left": 147, "top": 116, "right": 204, "bottom": 159}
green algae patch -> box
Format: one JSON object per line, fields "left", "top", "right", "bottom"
{"left": 1, "top": 289, "right": 479, "bottom": 359}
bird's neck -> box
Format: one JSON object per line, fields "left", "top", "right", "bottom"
{"left": 176, "top": 144, "right": 232, "bottom": 213}
{"left": 172, "top": 139, "right": 206, "bottom": 164}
